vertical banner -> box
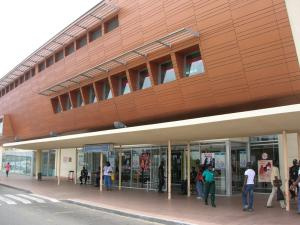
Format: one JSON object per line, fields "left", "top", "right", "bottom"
{"left": 258, "top": 160, "right": 273, "bottom": 182}
{"left": 239, "top": 151, "right": 247, "bottom": 168}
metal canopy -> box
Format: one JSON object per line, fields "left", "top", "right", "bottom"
{"left": 39, "top": 28, "right": 200, "bottom": 96}
{"left": 0, "top": 1, "right": 119, "bottom": 91}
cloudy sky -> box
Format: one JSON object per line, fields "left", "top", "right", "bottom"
{"left": 0, "top": 0, "right": 101, "bottom": 78}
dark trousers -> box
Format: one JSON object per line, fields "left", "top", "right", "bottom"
{"left": 80, "top": 175, "right": 87, "bottom": 184}
{"left": 158, "top": 178, "right": 165, "bottom": 192}
{"left": 289, "top": 180, "right": 298, "bottom": 199}
{"left": 204, "top": 181, "right": 215, "bottom": 205}
{"left": 6, "top": 171, "right": 9, "bottom": 177}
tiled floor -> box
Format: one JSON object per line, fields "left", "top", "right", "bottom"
{"left": 0, "top": 174, "right": 299, "bottom": 225}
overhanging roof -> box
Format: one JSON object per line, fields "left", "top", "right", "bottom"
{"left": 0, "top": 1, "right": 119, "bottom": 90}
{"left": 4, "top": 104, "right": 300, "bottom": 150}
{"left": 39, "top": 28, "right": 200, "bottom": 96}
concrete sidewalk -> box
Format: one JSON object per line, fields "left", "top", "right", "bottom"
{"left": 0, "top": 174, "right": 299, "bottom": 225}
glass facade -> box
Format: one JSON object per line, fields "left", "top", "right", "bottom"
{"left": 2, "top": 151, "right": 34, "bottom": 176}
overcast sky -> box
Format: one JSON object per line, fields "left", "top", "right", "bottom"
{"left": 0, "top": 0, "right": 101, "bottom": 78}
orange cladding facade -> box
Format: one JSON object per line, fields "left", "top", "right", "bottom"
{"left": 0, "top": 0, "right": 299, "bottom": 143}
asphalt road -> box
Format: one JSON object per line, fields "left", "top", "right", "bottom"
{"left": 0, "top": 185, "right": 163, "bottom": 225}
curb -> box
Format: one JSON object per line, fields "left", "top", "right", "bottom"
{"left": 64, "top": 199, "right": 195, "bottom": 225}
{"left": 0, "top": 182, "right": 32, "bottom": 193}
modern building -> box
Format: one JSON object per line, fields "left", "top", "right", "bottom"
{"left": 0, "top": 0, "right": 300, "bottom": 209}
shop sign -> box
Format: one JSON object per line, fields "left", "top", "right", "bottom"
{"left": 83, "top": 144, "right": 113, "bottom": 153}
{"left": 258, "top": 160, "right": 273, "bottom": 182}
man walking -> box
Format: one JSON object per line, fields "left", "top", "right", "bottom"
{"left": 289, "top": 159, "right": 299, "bottom": 200}
{"left": 158, "top": 161, "right": 165, "bottom": 193}
{"left": 203, "top": 164, "right": 216, "bottom": 207}
{"left": 242, "top": 162, "right": 255, "bottom": 212}
{"left": 267, "top": 162, "right": 285, "bottom": 209}
{"left": 293, "top": 165, "right": 300, "bottom": 214}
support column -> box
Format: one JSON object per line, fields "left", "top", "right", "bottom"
{"left": 187, "top": 143, "right": 191, "bottom": 197}
{"left": 35, "top": 150, "right": 41, "bottom": 180}
{"left": 100, "top": 152, "right": 103, "bottom": 192}
{"left": 57, "top": 149, "right": 61, "bottom": 185}
{"left": 297, "top": 132, "right": 300, "bottom": 160}
{"left": 168, "top": 140, "right": 172, "bottom": 200}
{"left": 282, "top": 131, "right": 290, "bottom": 211}
{"left": 118, "top": 150, "right": 122, "bottom": 190}
{"left": 74, "top": 148, "right": 78, "bottom": 184}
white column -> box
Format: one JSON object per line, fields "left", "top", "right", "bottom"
{"left": 119, "top": 150, "right": 122, "bottom": 190}
{"left": 100, "top": 153, "right": 103, "bottom": 192}
{"left": 74, "top": 148, "right": 78, "bottom": 184}
{"left": 57, "top": 149, "right": 61, "bottom": 185}
{"left": 35, "top": 150, "right": 41, "bottom": 180}
{"left": 225, "top": 140, "right": 232, "bottom": 196}
{"left": 282, "top": 131, "right": 290, "bottom": 211}
{"left": 168, "top": 140, "right": 172, "bottom": 200}
{"left": 187, "top": 143, "right": 191, "bottom": 197}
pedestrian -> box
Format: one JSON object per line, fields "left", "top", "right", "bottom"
{"left": 289, "top": 159, "right": 299, "bottom": 200}
{"left": 103, "top": 161, "right": 113, "bottom": 191}
{"left": 158, "top": 161, "right": 165, "bottom": 193}
{"left": 203, "top": 164, "right": 216, "bottom": 207}
{"left": 5, "top": 162, "right": 11, "bottom": 177}
{"left": 196, "top": 165, "right": 204, "bottom": 199}
{"left": 267, "top": 162, "right": 285, "bottom": 209}
{"left": 242, "top": 162, "right": 255, "bottom": 212}
{"left": 190, "top": 166, "right": 197, "bottom": 193}
{"left": 79, "top": 166, "right": 88, "bottom": 184}
{"left": 293, "top": 165, "right": 300, "bottom": 214}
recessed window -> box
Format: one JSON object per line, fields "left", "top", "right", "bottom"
{"left": 74, "top": 89, "right": 84, "bottom": 107}
{"left": 55, "top": 50, "right": 64, "bottom": 62}
{"left": 103, "top": 80, "right": 112, "bottom": 100}
{"left": 0, "top": 119, "right": 3, "bottom": 136}
{"left": 9, "top": 83, "right": 14, "bottom": 91}
{"left": 138, "top": 68, "right": 151, "bottom": 90}
{"left": 184, "top": 51, "right": 204, "bottom": 77}
{"left": 76, "top": 36, "right": 87, "bottom": 49}
{"left": 89, "top": 26, "right": 102, "bottom": 42}
{"left": 85, "top": 85, "right": 96, "bottom": 104}
{"left": 118, "top": 75, "right": 130, "bottom": 96}
{"left": 5, "top": 86, "right": 9, "bottom": 93}
{"left": 25, "top": 72, "right": 30, "bottom": 80}
{"left": 105, "top": 16, "right": 119, "bottom": 33}
{"left": 19, "top": 76, "right": 24, "bottom": 84}
{"left": 65, "top": 43, "right": 75, "bottom": 56}
{"left": 14, "top": 80, "right": 19, "bottom": 88}
{"left": 38, "top": 62, "right": 45, "bottom": 72}
{"left": 46, "top": 56, "right": 54, "bottom": 68}
{"left": 31, "top": 68, "right": 36, "bottom": 77}
{"left": 159, "top": 61, "right": 176, "bottom": 84}
{"left": 60, "top": 94, "right": 72, "bottom": 111}
{"left": 51, "top": 97, "right": 62, "bottom": 113}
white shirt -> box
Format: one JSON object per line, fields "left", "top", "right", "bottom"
{"left": 271, "top": 166, "right": 280, "bottom": 184}
{"left": 245, "top": 169, "right": 255, "bottom": 185}
{"left": 104, "top": 166, "right": 112, "bottom": 176}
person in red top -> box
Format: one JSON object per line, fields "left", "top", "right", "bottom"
{"left": 5, "top": 162, "right": 11, "bottom": 177}
{"left": 196, "top": 165, "right": 204, "bottom": 199}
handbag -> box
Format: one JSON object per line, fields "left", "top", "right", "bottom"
{"left": 273, "top": 179, "right": 282, "bottom": 187}
{"left": 277, "top": 187, "right": 285, "bottom": 201}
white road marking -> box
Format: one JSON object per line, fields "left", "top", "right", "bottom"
{"left": 0, "top": 196, "right": 17, "bottom": 205}
{"left": 30, "top": 194, "right": 60, "bottom": 203}
{"left": 5, "top": 194, "right": 31, "bottom": 204}
{"left": 17, "top": 194, "right": 46, "bottom": 203}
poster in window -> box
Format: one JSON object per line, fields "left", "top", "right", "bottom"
{"left": 239, "top": 151, "right": 247, "bottom": 168}
{"left": 132, "top": 154, "right": 139, "bottom": 169}
{"left": 140, "top": 152, "right": 150, "bottom": 171}
{"left": 201, "top": 153, "right": 215, "bottom": 168}
{"left": 258, "top": 160, "right": 273, "bottom": 182}
{"left": 214, "top": 152, "right": 225, "bottom": 170}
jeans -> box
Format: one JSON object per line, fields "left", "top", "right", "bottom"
{"left": 204, "top": 181, "right": 215, "bottom": 205}
{"left": 104, "top": 175, "right": 112, "bottom": 189}
{"left": 242, "top": 184, "right": 254, "bottom": 209}
{"left": 298, "top": 188, "right": 300, "bottom": 213}
{"left": 196, "top": 180, "right": 204, "bottom": 198}
{"left": 267, "top": 186, "right": 285, "bottom": 208}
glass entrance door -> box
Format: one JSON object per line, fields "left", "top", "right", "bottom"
{"left": 41, "top": 150, "right": 56, "bottom": 176}
{"left": 231, "top": 142, "right": 248, "bottom": 193}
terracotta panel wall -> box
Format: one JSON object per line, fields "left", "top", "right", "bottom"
{"left": 0, "top": 0, "right": 299, "bottom": 142}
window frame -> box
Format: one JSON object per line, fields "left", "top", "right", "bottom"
{"left": 158, "top": 61, "right": 176, "bottom": 84}
{"left": 184, "top": 51, "right": 205, "bottom": 77}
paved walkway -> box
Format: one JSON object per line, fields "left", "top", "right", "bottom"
{"left": 0, "top": 174, "right": 299, "bottom": 225}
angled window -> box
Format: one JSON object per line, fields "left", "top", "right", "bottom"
{"left": 103, "top": 80, "right": 112, "bottom": 100}
{"left": 105, "top": 16, "right": 119, "bottom": 33}
{"left": 9, "top": 83, "right": 14, "bottom": 91}
{"left": 60, "top": 94, "right": 72, "bottom": 111}
{"left": 159, "top": 61, "right": 175, "bottom": 84}
{"left": 184, "top": 51, "right": 204, "bottom": 77}
{"left": 138, "top": 68, "right": 151, "bottom": 90}
{"left": 87, "top": 85, "right": 97, "bottom": 104}
{"left": 55, "top": 50, "right": 64, "bottom": 62}
{"left": 31, "top": 68, "right": 36, "bottom": 77}
{"left": 19, "top": 76, "right": 24, "bottom": 84}
{"left": 118, "top": 75, "right": 130, "bottom": 96}
{"left": 89, "top": 26, "right": 102, "bottom": 42}
{"left": 51, "top": 97, "right": 62, "bottom": 113}
{"left": 76, "top": 36, "right": 87, "bottom": 49}
{"left": 75, "top": 89, "right": 84, "bottom": 107}
{"left": 38, "top": 62, "right": 45, "bottom": 72}
{"left": 25, "top": 71, "right": 30, "bottom": 80}
{"left": 46, "top": 56, "right": 54, "bottom": 68}
{"left": 65, "top": 43, "right": 75, "bottom": 56}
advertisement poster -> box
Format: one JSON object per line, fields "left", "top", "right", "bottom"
{"left": 140, "top": 152, "right": 150, "bottom": 171}
{"left": 201, "top": 153, "right": 215, "bottom": 167}
{"left": 258, "top": 160, "right": 273, "bottom": 182}
{"left": 214, "top": 152, "right": 225, "bottom": 170}
{"left": 239, "top": 151, "right": 247, "bottom": 168}
{"left": 132, "top": 154, "right": 140, "bottom": 169}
